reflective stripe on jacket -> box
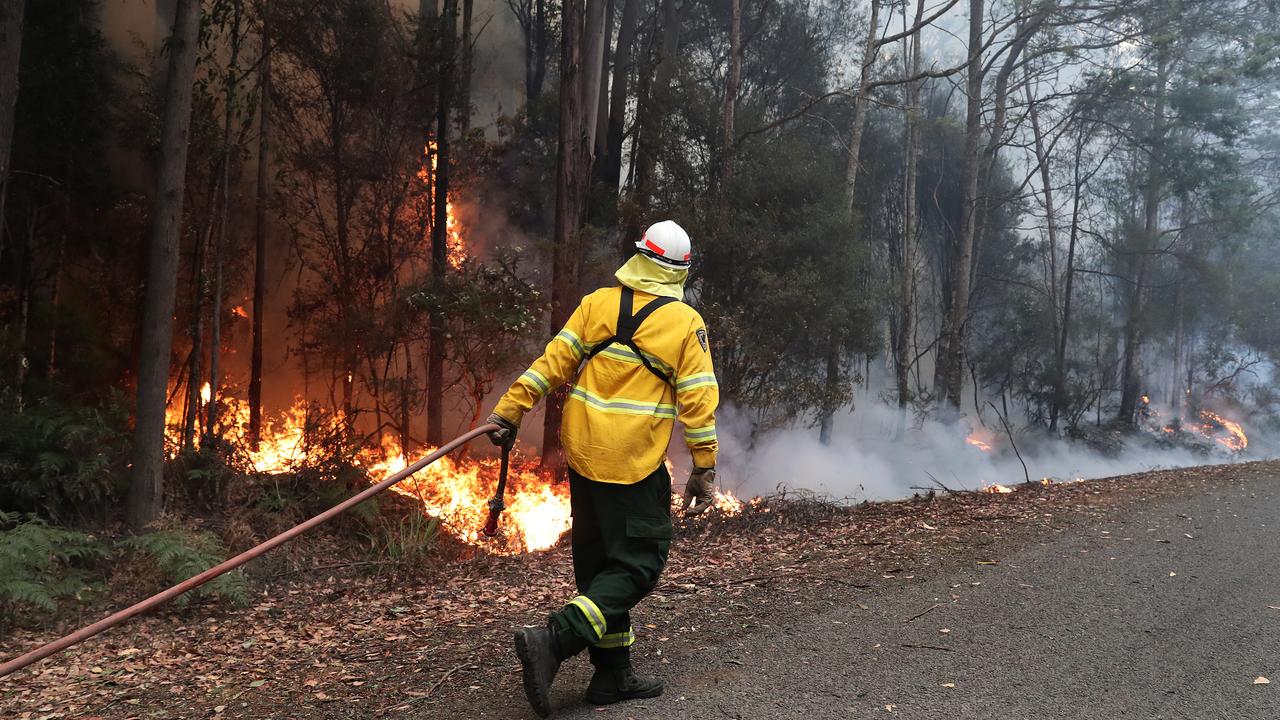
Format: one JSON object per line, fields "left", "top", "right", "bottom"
{"left": 492, "top": 286, "right": 719, "bottom": 483}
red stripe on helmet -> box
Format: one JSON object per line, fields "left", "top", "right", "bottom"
{"left": 644, "top": 238, "right": 666, "bottom": 256}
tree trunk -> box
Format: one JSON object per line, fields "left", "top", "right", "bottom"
{"left": 207, "top": 3, "right": 243, "bottom": 442}
{"left": 427, "top": 0, "right": 458, "bottom": 446}
{"left": 1050, "top": 122, "right": 1086, "bottom": 432}
{"left": 717, "top": 0, "right": 742, "bottom": 183}
{"left": 542, "top": 0, "right": 595, "bottom": 471}
{"left": 181, "top": 190, "right": 210, "bottom": 450}
{"left": 0, "top": 0, "right": 23, "bottom": 257}
{"left": 933, "top": 0, "right": 984, "bottom": 415}
{"left": 593, "top": 0, "right": 614, "bottom": 165}
{"left": 817, "top": 0, "right": 880, "bottom": 442}
{"left": 128, "top": 0, "right": 202, "bottom": 529}
{"left": 581, "top": 0, "right": 608, "bottom": 153}
{"left": 599, "top": 0, "right": 639, "bottom": 187}
{"left": 895, "top": 0, "right": 926, "bottom": 412}
{"left": 1117, "top": 50, "right": 1168, "bottom": 427}
{"left": 531, "top": 0, "right": 548, "bottom": 103}
{"left": 459, "top": 0, "right": 474, "bottom": 133}
{"left": 249, "top": 25, "right": 272, "bottom": 450}
{"left": 630, "top": 0, "right": 681, "bottom": 222}
{"left": 841, "top": 0, "right": 880, "bottom": 215}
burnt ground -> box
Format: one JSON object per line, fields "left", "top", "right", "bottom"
{"left": 4, "top": 461, "right": 1280, "bottom": 719}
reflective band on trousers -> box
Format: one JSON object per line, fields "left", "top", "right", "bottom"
{"left": 568, "top": 386, "right": 677, "bottom": 418}
{"left": 519, "top": 369, "right": 551, "bottom": 394}
{"left": 594, "top": 626, "right": 636, "bottom": 649}
{"left": 684, "top": 424, "right": 717, "bottom": 441}
{"left": 568, "top": 595, "right": 606, "bottom": 639}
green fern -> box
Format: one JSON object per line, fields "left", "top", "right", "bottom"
{"left": 122, "top": 530, "right": 249, "bottom": 608}
{"left": 0, "top": 510, "right": 106, "bottom": 626}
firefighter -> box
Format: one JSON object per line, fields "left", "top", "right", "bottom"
{"left": 485, "top": 219, "right": 719, "bottom": 717}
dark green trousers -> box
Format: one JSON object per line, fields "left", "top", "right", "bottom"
{"left": 550, "top": 463, "right": 673, "bottom": 669}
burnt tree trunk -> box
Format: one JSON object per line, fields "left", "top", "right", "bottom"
{"left": 128, "top": 0, "right": 202, "bottom": 529}
{"left": 208, "top": 2, "right": 244, "bottom": 441}
{"left": 249, "top": 25, "right": 272, "bottom": 450}
{"left": 427, "top": 0, "right": 459, "bottom": 445}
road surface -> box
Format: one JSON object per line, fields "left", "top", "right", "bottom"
{"left": 508, "top": 469, "right": 1280, "bottom": 719}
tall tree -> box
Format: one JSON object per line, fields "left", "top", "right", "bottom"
{"left": 427, "top": 0, "right": 459, "bottom": 445}
{"left": 932, "top": 0, "right": 985, "bottom": 415}
{"left": 128, "top": 0, "right": 203, "bottom": 528}
{"left": 717, "top": 0, "right": 743, "bottom": 183}
{"left": 894, "top": 0, "right": 927, "bottom": 414}
{"left": 248, "top": 17, "right": 272, "bottom": 450}
{"left": 0, "top": 0, "right": 25, "bottom": 256}
{"left": 599, "top": 0, "right": 639, "bottom": 187}
{"left": 542, "top": 0, "right": 607, "bottom": 469}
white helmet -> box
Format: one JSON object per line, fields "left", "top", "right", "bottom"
{"left": 636, "top": 220, "right": 692, "bottom": 269}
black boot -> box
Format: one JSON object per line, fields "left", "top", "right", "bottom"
{"left": 584, "top": 665, "right": 664, "bottom": 706}
{"left": 515, "top": 622, "right": 578, "bottom": 718}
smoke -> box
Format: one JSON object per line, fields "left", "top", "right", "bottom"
{"left": 671, "top": 400, "right": 1260, "bottom": 503}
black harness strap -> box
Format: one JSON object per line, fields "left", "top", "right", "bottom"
{"left": 583, "top": 286, "right": 678, "bottom": 384}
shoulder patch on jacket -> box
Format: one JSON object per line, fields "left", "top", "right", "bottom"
{"left": 696, "top": 328, "right": 708, "bottom": 353}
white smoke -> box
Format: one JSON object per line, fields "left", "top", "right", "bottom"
{"left": 669, "top": 401, "right": 1259, "bottom": 503}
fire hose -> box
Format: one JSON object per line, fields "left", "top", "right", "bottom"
{"left": 0, "top": 423, "right": 508, "bottom": 679}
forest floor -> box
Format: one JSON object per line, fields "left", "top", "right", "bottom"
{"left": 3, "top": 460, "right": 1278, "bottom": 719}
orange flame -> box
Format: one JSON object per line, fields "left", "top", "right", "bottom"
{"left": 231, "top": 305, "right": 248, "bottom": 319}
{"left": 1197, "top": 410, "right": 1247, "bottom": 452}
{"left": 367, "top": 443, "right": 571, "bottom": 554}
{"left": 981, "top": 482, "right": 1013, "bottom": 494}
{"left": 421, "top": 142, "right": 467, "bottom": 270}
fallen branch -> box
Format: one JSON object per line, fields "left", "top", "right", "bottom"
{"left": 903, "top": 603, "right": 941, "bottom": 624}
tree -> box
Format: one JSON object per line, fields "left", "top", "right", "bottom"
{"left": 0, "top": 0, "right": 24, "bottom": 256}
{"left": 128, "top": 0, "right": 203, "bottom": 528}
{"left": 542, "top": 0, "right": 607, "bottom": 470}
{"left": 248, "top": 12, "right": 272, "bottom": 450}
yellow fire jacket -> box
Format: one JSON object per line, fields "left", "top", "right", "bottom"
{"left": 492, "top": 285, "right": 719, "bottom": 484}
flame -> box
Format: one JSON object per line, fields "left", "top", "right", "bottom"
{"left": 1197, "top": 410, "right": 1247, "bottom": 451}
{"left": 367, "top": 442, "right": 570, "bottom": 554}
{"left": 164, "top": 388, "right": 570, "bottom": 552}
{"left": 231, "top": 305, "right": 248, "bottom": 319}
{"left": 981, "top": 482, "right": 1013, "bottom": 494}
{"left": 421, "top": 142, "right": 468, "bottom": 270}
{"left": 1140, "top": 394, "right": 1150, "bottom": 405}
{"left": 199, "top": 382, "right": 211, "bottom": 406}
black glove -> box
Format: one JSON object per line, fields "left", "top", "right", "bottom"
{"left": 682, "top": 467, "right": 716, "bottom": 516}
{"left": 486, "top": 413, "right": 517, "bottom": 447}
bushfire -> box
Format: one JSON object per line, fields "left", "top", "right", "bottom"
{"left": 166, "top": 391, "right": 750, "bottom": 554}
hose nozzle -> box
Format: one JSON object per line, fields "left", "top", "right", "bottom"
{"left": 482, "top": 497, "right": 504, "bottom": 537}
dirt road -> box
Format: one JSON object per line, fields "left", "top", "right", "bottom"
{"left": 455, "top": 466, "right": 1280, "bottom": 719}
